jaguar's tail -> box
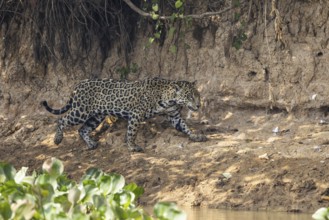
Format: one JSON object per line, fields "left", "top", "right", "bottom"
{"left": 41, "top": 98, "right": 73, "bottom": 115}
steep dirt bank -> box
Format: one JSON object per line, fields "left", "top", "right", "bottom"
{"left": 1, "top": 0, "right": 329, "bottom": 213}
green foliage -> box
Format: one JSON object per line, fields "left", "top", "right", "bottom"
{"left": 175, "top": 1, "right": 183, "bottom": 9}
{"left": 313, "top": 207, "right": 329, "bottom": 220}
{"left": 232, "top": 31, "right": 247, "bottom": 50}
{"left": 232, "top": 14, "right": 247, "bottom": 50}
{"left": 169, "top": 45, "right": 177, "bottom": 54}
{"left": 0, "top": 158, "right": 186, "bottom": 220}
{"left": 145, "top": 0, "right": 185, "bottom": 53}
{"left": 154, "top": 202, "right": 187, "bottom": 220}
{"left": 116, "top": 63, "right": 139, "bottom": 80}
{"left": 232, "top": 0, "right": 241, "bottom": 7}
{"left": 145, "top": 0, "right": 250, "bottom": 52}
{"left": 0, "top": 0, "right": 253, "bottom": 67}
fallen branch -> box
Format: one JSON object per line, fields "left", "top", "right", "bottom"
{"left": 122, "top": 0, "right": 234, "bottom": 20}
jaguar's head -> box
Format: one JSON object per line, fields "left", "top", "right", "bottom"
{"left": 174, "top": 81, "right": 201, "bottom": 111}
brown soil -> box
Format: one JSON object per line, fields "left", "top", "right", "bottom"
{"left": 1, "top": 106, "right": 329, "bottom": 213}
{"left": 1, "top": 0, "right": 329, "bottom": 214}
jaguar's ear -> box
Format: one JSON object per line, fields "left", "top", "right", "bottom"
{"left": 191, "top": 80, "right": 197, "bottom": 87}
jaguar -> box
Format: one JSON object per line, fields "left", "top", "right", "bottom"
{"left": 41, "top": 77, "right": 207, "bottom": 152}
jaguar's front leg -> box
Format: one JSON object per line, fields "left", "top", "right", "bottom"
{"left": 126, "top": 117, "right": 144, "bottom": 152}
{"left": 167, "top": 109, "right": 207, "bottom": 142}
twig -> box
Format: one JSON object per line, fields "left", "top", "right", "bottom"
{"left": 122, "top": 0, "right": 235, "bottom": 20}
{"left": 122, "top": 0, "right": 151, "bottom": 18}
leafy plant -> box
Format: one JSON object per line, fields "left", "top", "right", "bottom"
{"left": 0, "top": 158, "right": 186, "bottom": 220}
{"left": 144, "top": 0, "right": 186, "bottom": 53}
{"left": 154, "top": 202, "right": 187, "bottom": 220}
{"left": 116, "top": 63, "right": 139, "bottom": 80}
{"left": 232, "top": 30, "right": 247, "bottom": 50}
{"left": 313, "top": 207, "right": 329, "bottom": 220}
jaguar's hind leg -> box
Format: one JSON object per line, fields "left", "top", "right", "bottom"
{"left": 54, "top": 112, "right": 84, "bottom": 145}
{"left": 54, "top": 118, "right": 65, "bottom": 145}
{"left": 79, "top": 114, "right": 105, "bottom": 149}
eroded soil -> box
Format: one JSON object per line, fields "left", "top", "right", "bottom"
{"left": 1, "top": 108, "right": 329, "bottom": 213}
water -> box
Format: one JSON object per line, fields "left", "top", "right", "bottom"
{"left": 146, "top": 206, "right": 312, "bottom": 220}
{"left": 183, "top": 207, "right": 312, "bottom": 220}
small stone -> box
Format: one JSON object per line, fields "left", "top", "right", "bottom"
{"left": 222, "top": 172, "right": 232, "bottom": 179}
{"left": 272, "top": 127, "right": 279, "bottom": 134}
{"left": 258, "top": 153, "right": 270, "bottom": 160}
{"left": 311, "top": 94, "right": 317, "bottom": 100}
{"left": 319, "top": 120, "right": 328, "bottom": 125}
{"left": 313, "top": 146, "right": 322, "bottom": 152}
{"left": 201, "top": 119, "right": 209, "bottom": 125}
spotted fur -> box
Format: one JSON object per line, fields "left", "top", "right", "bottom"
{"left": 42, "top": 78, "right": 207, "bottom": 152}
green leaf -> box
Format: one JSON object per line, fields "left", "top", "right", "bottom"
{"left": 169, "top": 45, "right": 177, "bottom": 54}
{"left": 82, "top": 168, "right": 103, "bottom": 182}
{"left": 112, "top": 205, "right": 128, "bottom": 219}
{"left": 35, "top": 173, "right": 50, "bottom": 185}
{"left": 36, "top": 173, "right": 58, "bottom": 190}
{"left": 312, "top": 207, "right": 329, "bottom": 220}
{"left": 0, "top": 201, "right": 12, "bottom": 219}
{"left": 175, "top": 1, "right": 183, "bottom": 9}
{"left": 152, "top": 4, "right": 158, "bottom": 12}
{"left": 170, "top": 13, "right": 178, "bottom": 22}
{"left": 80, "top": 183, "right": 99, "bottom": 203}
{"left": 92, "top": 194, "right": 109, "bottom": 215}
{"left": 114, "top": 191, "right": 135, "bottom": 208}
{"left": 99, "top": 174, "right": 125, "bottom": 195}
{"left": 130, "top": 63, "right": 138, "bottom": 73}
{"left": 240, "top": 33, "right": 247, "bottom": 41}
{"left": 37, "top": 183, "right": 55, "bottom": 203}
{"left": 54, "top": 194, "right": 71, "bottom": 212}
{"left": 154, "top": 32, "right": 161, "bottom": 39}
{"left": 124, "top": 183, "right": 144, "bottom": 200}
{"left": 154, "top": 202, "right": 187, "bottom": 220}
{"left": 1, "top": 180, "right": 26, "bottom": 200}
{"left": 0, "top": 162, "right": 16, "bottom": 182}
{"left": 232, "top": 36, "right": 242, "bottom": 50}
{"left": 42, "top": 158, "right": 64, "bottom": 178}
{"left": 149, "top": 37, "right": 155, "bottom": 44}
{"left": 168, "top": 27, "right": 176, "bottom": 40}
{"left": 57, "top": 175, "right": 74, "bottom": 192}
{"left": 68, "top": 187, "right": 81, "bottom": 205}
{"left": 71, "top": 212, "right": 91, "bottom": 220}
{"left": 43, "top": 203, "right": 65, "bottom": 219}
{"left": 11, "top": 199, "right": 36, "bottom": 220}
{"left": 126, "top": 209, "right": 143, "bottom": 219}
{"left": 14, "top": 167, "right": 28, "bottom": 184}
{"left": 151, "top": 12, "right": 159, "bottom": 20}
